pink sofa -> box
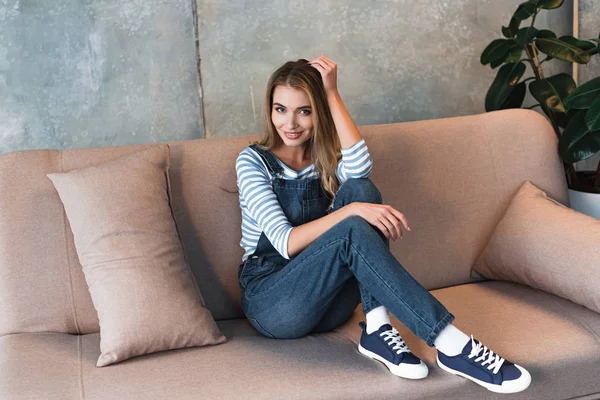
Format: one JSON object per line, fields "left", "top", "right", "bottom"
{"left": 1, "top": 108, "right": 599, "bottom": 399}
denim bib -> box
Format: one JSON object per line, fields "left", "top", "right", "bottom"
{"left": 238, "top": 144, "right": 333, "bottom": 289}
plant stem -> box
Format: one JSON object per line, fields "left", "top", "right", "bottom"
{"left": 522, "top": 8, "right": 575, "bottom": 188}
{"left": 523, "top": 46, "right": 542, "bottom": 82}
{"left": 524, "top": 42, "right": 561, "bottom": 141}
{"left": 531, "top": 43, "right": 545, "bottom": 79}
{"left": 524, "top": 45, "right": 541, "bottom": 79}
{"left": 524, "top": 10, "right": 545, "bottom": 79}
{"left": 565, "top": 162, "right": 574, "bottom": 187}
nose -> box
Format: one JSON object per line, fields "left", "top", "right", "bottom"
{"left": 285, "top": 113, "right": 298, "bottom": 130}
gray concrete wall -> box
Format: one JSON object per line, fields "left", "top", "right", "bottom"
{"left": 198, "top": 0, "right": 573, "bottom": 138}
{"left": 0, "top": 0, "right": 202, "bottom": 153}
{"left": 0, "top": 0, "right": 591, "bottom": 164}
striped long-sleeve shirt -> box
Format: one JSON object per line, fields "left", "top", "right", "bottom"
{"left": 236, "top": 138, "right": 373, "bottom": 263}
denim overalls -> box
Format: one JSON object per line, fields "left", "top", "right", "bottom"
{"left": 237, "top": 144, "right": 454, "bottom": 345}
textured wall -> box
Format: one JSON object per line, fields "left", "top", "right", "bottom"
{"left": 0, "top": 0, "right": 202, "bottom": 154}
{"left": 0, "top": 0, "right": 580, "bottom": 156}
{"left": 197, "top": 0, "right": 573, "bottom": 139}
{"left": 575, "top": 0, "right": 600, "bottom": 172}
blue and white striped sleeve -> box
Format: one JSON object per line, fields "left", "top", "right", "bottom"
{"left": 236, "top": 149, "right": 294, "bottom": 260}
{"left": 335, "top": 138, "right": 373, "bottom": 184}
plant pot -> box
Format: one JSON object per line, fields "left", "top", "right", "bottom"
{"left": 568, "top": 172, "right": 600, "bottom": 219}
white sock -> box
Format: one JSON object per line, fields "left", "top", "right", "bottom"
{"left": 433, "top": 324, "right": 470, "bottom": 356}
{"left": 365, "top": 305, "right": 391, "bottom": 334}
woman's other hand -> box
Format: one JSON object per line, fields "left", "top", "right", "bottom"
{"left": 308, "top": 55, "right": 338, "bottom": 94}
{"left": 345, "top": 202, "right": 411, "bottom": 241}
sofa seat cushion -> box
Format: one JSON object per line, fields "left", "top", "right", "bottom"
{"left": 2, "top": 282, "right": 600, "bottom": 400}
{"left": 336, "top": 280, "right": 600, "bottom": 399}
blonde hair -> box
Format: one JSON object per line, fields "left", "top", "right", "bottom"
{"left": 250, "top": 58, "right": 341, "bottom": 199}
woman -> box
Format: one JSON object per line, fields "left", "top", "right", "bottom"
{"left": 235, "top": 55, "right": 531, "bottom": 394}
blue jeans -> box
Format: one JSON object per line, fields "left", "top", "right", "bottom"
{"left": 239, "top": 178, "right": 454, "bottom": 346}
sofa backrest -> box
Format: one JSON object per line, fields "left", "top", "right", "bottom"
{"left": 0, "top": 108, "right": 569, "bottom": 336}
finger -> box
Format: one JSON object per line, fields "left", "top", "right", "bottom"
{"left": 321, "top": 56, "right": 335, "bottom": 66}
{"left": 318, "top": 56, "right": 333, "bottom": 67}
{"left": 375, "top": 221, "right": 391, "bottom": 239}
{"left": 310, "top": 61, "right": 325, "bottom": 70}
{"left": 379, "top": 217, "right": 397, "bottom": 240}
{"left": 383, "top": 211, "right": 401, "bottom": 239}
{"left": 383, "top": 213, "right": 402, "bottom": 239}
{"left": 312, "top": 60, "right": 330, "bottom": 72}
{"left": 389, "top": 207, "right": 411, "bottom": 231}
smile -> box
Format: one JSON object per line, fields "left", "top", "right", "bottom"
{"left": 284, "top": 131, "right": 302, "bottom": 139}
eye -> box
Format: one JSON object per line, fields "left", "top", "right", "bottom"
{"left": 274, "top": 106, "right": 285, "bottom": 113}
{"left": 300, "top": 109, "right": 311, "bottom": 115}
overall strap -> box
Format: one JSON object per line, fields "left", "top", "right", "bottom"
{"left": 249, "top": 144, "right": 284, "bottom": 177}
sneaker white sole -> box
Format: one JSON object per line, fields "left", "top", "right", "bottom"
{"left": 358, "top": 343, "right": 429, "bottom": 379}
{"left": 436, "top": 355, "right": 531, "bottom": 394}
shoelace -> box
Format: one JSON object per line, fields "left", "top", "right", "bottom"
{"left": 380, "top": 327, "right": 411, "bottom": 355}
{"left": 468, "top": 335, "right": 505, "bottom": 374}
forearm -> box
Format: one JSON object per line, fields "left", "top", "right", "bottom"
{"left": 287, "top": 204, "right": 355, "bottom": 258}
{"left": 327, "top": 90, "right": 363, "bottom": 150}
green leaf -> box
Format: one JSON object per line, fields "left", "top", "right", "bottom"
{"left": 537, "top": 0, "right": 564, "bottom": 9}
{"left": 501, "top": 81, "right": 527, "bottom": 109}
{"left": 585, "top": 96, "right": 600, "bottom": 131}
{"left": 558, "top": 35, "right": 597, "bottom": 51}
{"left": 502, "top": 17, "right": 522, "bottom": 38}
{"left": 554, "top": 108, "right": 578, "bottom": 129}
{"left": 516, "top": 27, "right": 539, "bottom": 47}
{"left": 536, "top": 30, "right": 557, "bottom": 39}
{"left": 505, "top": 46, "right": 524, "bottom": 63}
{"left": 481, "top": 39, "right": 513, "bottom": 65}
{"left": 564, "top": 77, "right": 600, "bottom": 109}
{"left": 535, "top": 37, "right": 591, "bottom": 64}
{"left": 513, "top": 2, "right": 538, "bottom": 21}
{"left": 529, "top": 73, "right": 577, "bottom": 113}
{"left": 535, "top": 31, "right": 556, "bottom": 61}
{"left": 558, "top": 110, "right": 600, "bottom": 163}
{"left": 491, "top": 54, "right": 509, "bottom": 68}
{"left": 485, "top": 62, "right": 527, "bottom": 111}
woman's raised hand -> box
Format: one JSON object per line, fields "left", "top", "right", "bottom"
{"left": 308, "top": 55, "right": 338, "bottom": 94}
{"left": 346, "top": 202, "right": 411, "bottom": 241}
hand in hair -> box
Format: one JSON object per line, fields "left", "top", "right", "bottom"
{"left": 308, "top": 55, "right": 338, "bottom": 95}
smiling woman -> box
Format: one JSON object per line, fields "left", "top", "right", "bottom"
{"left": 234, "top": 56, "right": 531, "bottom": 394}
{"left": 250, "top": 57, "right": 347, "bottom": 201}
{"left": 270, "top": 86, "right": 315, "bottom": 170}
{"left": 234, "top": 57, "right": 374, "bottom": 264}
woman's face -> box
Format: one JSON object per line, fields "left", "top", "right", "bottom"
{"left": 271, "top": 85, "right": 314, "bottom": 149}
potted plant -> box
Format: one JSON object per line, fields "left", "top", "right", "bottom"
{"left": 480, "top": 0, "right": 600, "bottom": 218}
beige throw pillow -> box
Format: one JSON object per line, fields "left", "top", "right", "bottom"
{"left": 47, "top": 144, "right": 226, "bottom": 367}
{"left": 472, "top": 180, "right": 600, "bottom": 314}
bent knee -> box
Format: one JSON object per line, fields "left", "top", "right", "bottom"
{"left": 339, "top": 178, "right": 382, "bottom": 204}
{"left": 339, "top": 215, "right": 379, "bottom": 236}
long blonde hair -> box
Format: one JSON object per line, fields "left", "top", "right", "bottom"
{"left": 251, "top": 59, "right": 342, "bottom": 199}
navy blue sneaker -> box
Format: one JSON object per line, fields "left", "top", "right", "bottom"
{"left": 357, "top": 321, "right": 428, "bottom": 379}
{"left": 437, "top": 336, "right": 531, "bottom": 394}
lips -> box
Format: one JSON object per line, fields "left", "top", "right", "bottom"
{"left": 284, "top": 131, "right": 302, "bottom": 139}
